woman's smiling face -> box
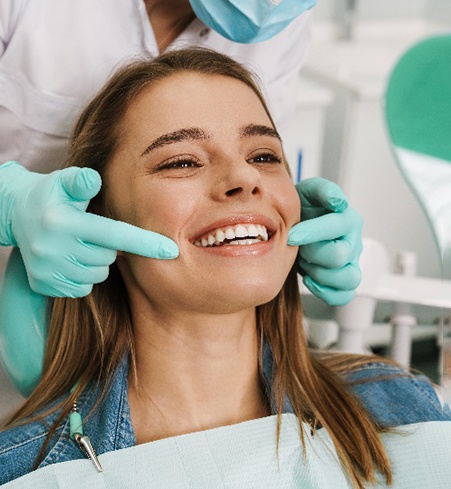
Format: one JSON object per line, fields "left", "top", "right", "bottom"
{"left": 105, "top": 72, "right": 300, "bottom": 315}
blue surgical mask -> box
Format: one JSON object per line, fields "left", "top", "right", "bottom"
{"left": 189, "top": 0, "right": 316, "bottom": 44}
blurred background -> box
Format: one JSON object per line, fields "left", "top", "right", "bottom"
{"left": 292, "top": 0, "right": 451, "bottom": 387}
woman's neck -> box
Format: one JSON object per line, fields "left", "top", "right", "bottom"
{"left": 144, "top": 0, "right": 196, "bottom": 53}
{"left": 128, "top": 309, "right": 270, "bottom": 444}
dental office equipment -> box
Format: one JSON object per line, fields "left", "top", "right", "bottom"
{"left": 332, "top": 35, "right": 451, "bottom": 377}
{"left": 385, "top": 34, "right": 451, "bottom": 394}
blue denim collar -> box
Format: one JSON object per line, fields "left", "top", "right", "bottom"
{"left": 261, "top": 341, "right": 293, "bottom": 414}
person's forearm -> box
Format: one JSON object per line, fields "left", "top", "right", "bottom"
{"left": 0, "top": 247, "right": 47, "bottom": 396}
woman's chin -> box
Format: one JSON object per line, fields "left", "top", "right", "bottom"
{"left": 194, "top": 282, "right": 284, "bottom": 315}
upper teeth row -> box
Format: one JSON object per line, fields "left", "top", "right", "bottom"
{"left": 194, "top": 223, "right": 269, "bottom": 247}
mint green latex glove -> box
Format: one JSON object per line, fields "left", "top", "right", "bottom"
{"left": 288, "top": 177, "right": 363, "bottom": 306}
{"left": 0, "top": 248, "right": 46, "bottom": 397}
{"left": 0, "top": 161, "right": 178, "bottom": 395}
{"left": 0, "top": 161, "right": 179, "bottom": 297}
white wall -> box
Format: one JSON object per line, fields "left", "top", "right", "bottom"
{"left": 426, "top": 0, "right": 451, "bottom": 26}
{"left": 314, "top": 0, "right": 451, "bottom": 24}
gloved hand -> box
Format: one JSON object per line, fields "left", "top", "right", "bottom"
{"left": 0, "top": 161, "right": 179, "bottom": 297}
{"left": 288, "top": 177, "right": 363, "bottom": 306}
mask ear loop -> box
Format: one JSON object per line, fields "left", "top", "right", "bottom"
{"left": 69, "top": 384, "right": 103, "bottom": 472}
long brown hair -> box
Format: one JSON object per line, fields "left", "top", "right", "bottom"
{"left": 4, "top": 48, "right": 393, "bottom": 488}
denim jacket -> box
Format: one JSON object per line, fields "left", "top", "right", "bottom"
{"left": 1, "top": 351, "right": 450, "bottom": 486}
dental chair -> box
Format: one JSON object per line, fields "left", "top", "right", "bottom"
{"left": 334, "top": 34, "right": 451, "bottom": 376}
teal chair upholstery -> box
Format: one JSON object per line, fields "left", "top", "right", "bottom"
{"left": 385, "top": 34, "right": 451, "bottom": 279}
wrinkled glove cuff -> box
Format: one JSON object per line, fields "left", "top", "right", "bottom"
{"left": 0, "top": 161, "right": 29, "bottom": 247}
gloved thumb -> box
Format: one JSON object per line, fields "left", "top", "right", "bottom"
{"left": 60, "top": 167, "right": 102, "bottom": 202}
{"left": 296, "top": 178, "right": 349, "bottom": 213}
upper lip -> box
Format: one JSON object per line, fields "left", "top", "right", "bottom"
{"left": 191, "top": 215, "right": 277, "bottom": 243}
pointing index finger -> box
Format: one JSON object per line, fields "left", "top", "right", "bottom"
{"left": 288, "top": 210, "right": 355, "bottom": 246}
{"left": 72, "top": 212, "right": 179, "bottom": 259}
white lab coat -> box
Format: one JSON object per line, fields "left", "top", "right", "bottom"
{"left": 0, "top": 0, "right": 311, "bottom": 174}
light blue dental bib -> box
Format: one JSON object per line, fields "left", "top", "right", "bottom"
{"left": 4, "top": 415, "right": 451, "bottom": 488}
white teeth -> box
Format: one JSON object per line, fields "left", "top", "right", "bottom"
{"left": 229, "top": 239, "right": 256, "bottom": 246}
{"left": 224, "top": 227, "right": 235, "bottom": 240}
{"left": 195, "top": 223, "right": 270, "bottom": 248}
{"left": 215, "top": 229, "right": 225, "bottom": 244}
{"left": 248, "top": 224, "right": 259, "bottom": 237}
{"left": 235, "top": 224, "right": 247, "bottom": 238}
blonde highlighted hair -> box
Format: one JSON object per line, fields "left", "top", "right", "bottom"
{"left": 5, "top": 48, "right": 394, "bottom": 488}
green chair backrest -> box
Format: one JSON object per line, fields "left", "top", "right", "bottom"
{"left": 385, "top": 34, "right": 451, "bottom": 278}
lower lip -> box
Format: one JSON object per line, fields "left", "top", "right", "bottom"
{"left": 192, "top": 238, "right": 274, "bottom": 257}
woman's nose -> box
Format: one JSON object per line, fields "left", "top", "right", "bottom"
{"left": 214, "top": 160, "right": 262, "bottom": 200}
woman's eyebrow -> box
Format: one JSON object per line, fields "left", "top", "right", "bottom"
{"left": 141, "top": 127, "right": 210, "bottom": 156}
{"left": 240, "top": 124, "right": 281, "bottom": 141}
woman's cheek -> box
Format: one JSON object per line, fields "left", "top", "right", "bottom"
{"left": 132, "top": 182, "right": 199, "bottom": 235}
{"left": 277, "top": 179, "right": 301, "bottom": 228}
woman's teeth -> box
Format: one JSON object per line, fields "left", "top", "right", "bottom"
{"left": 194, "top": 223, "right": 269, "bottom": 247}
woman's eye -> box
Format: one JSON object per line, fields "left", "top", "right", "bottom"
{"left": 157, "top": 158, "right": 202, "bottom": 171}
{"left": 248, "top": 152, "right": 282, "bottom": 164}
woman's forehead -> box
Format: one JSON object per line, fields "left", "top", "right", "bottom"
{"left": 122, "top": 72, "right": 272, "bottom": 137}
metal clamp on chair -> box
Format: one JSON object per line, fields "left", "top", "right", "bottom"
{"left": 334, "top": 35, "right": 451, "bottom": 389}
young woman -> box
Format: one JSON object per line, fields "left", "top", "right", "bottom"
{"left": 1, "top": 48, "right": 450, "bottom": 489}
